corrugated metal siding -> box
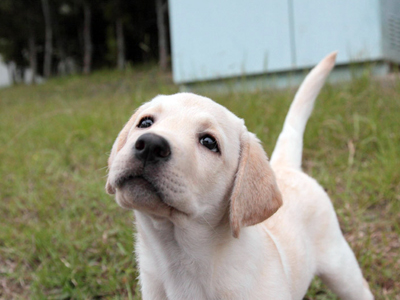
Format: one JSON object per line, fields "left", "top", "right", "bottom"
{"left": 382, "top": 0, "right": 400, "bottom": 63}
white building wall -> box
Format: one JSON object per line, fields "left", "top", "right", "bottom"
{"left": 169, "top": 0, "right": 389, "bottom": 84}
{"left": 292, "top": 0, "right": 382, "bottom": 68}
{"left": 169, "top": 0, "right": 293, "bottom": 83}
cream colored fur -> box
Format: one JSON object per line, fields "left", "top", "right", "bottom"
{"left": 106, "top": 52, "right": 374, "bottom": 299}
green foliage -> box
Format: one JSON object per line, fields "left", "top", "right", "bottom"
{"left": 0, "top": 68, "right": 399, "bottom": 299}
{"left": 0, "top": 0, "right": 160, "bottom": 74}
{"left": 0, "top": 0, "right": 42, "bottom": 65}
{"left": 105, "top": 25, "right": 118, "bottom": 65}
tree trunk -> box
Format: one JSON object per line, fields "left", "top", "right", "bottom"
{"left": 83, "top": 2, "right": 92, "bottom": 75}
{"left": 116, "top": 17, "right": 125, "bottom": 70}
{"left": 8, "top": 61, "right": 17, "bottom": 84}
{"left": 156, "top": 0, "right": 168, "bottom": 71}
{"left": 58, "top": 44, "right": 67, "bottom": 76}
{"left": 41, "top": 0, "right": 52, "bottom": 78}
{"left": 28, "top": 33, "right": 37, "bottom": 85}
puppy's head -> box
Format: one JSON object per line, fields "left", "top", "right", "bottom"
{"left": 106, "top": 93, "right": 282, "bottom": 237}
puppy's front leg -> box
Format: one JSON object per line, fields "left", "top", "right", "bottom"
{"left": 140, "top": 271, "right": 168, "bottom": 300}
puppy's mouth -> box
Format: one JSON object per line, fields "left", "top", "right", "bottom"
{"left": 117, "top": 173, "right": 150, "bottom": 188}
{"left": 115, "top": 173, "right": 180, "bottom": 213}
{"left": 117, "top": 173, "right": 159, "bottom": 195}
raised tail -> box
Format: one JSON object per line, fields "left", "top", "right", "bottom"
{"left": 270, "top": 52, "right": 337, "bottom": 170}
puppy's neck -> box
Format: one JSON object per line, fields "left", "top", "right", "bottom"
{"left": 135, "top": 210, "right": 232, "bottom": 260}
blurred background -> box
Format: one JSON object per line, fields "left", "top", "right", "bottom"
{"left": 0, "top": 0, "right": 399, "bottom": 299}
{"left": 0, "top": 0, "right": 166, "bottom": 86}
{"left": 1, "top": 0, "right": 399, "bottom": 88}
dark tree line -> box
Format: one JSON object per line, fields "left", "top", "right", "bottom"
{"left": 0, "top": 0, "right": 170, "bottom": 83}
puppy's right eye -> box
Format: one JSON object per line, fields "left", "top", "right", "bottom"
{"left": 138, "top": 117, "right": 154, "bottom": 128}
{"left": 200, "top": 135, "right": 219, "bottom": 153}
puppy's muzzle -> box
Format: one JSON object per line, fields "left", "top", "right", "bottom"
{"left": 135, "top": 133, "right": 171, "bottom": 164}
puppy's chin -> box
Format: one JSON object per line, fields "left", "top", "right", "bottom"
{"left": 115, "top": 177, "right": 172, "bottom": 216}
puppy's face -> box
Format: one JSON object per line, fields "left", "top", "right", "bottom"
{"left": 106, "top": 93, "right": 282, "bottom": 236}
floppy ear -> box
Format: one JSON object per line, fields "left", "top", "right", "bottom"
{"left": 105, "top": 110, "right": 140, "bottom": 195}
{"left": 230, "top": 131, "right": 283, "bottom": 238}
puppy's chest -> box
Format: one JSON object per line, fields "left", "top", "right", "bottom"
{"left": 159, "top": 270, "right": 247, "bottom": 300}
{"left": 139, "top": 240, "right": 293, "bottom": 300}
{"left": 141, "top": 246, "right": 241, "bottom": 299}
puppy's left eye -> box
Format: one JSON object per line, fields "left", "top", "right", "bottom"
{"left": 200, "top": 135, "right": 219, "bottom": 153}
{"left": 138, "top": 117, "right": 154, "bottom": 128}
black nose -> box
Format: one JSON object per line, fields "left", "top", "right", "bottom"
{"left": 134, "top": 133, "right": 171, "bottom": 164}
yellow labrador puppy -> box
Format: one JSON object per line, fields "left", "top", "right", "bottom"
{"left": 106, "top": 53, "right": 374, "bottom": 300}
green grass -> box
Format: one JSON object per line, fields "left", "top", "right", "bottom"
{"left": 0, "top": 67, "right": 399, "bottom": 299}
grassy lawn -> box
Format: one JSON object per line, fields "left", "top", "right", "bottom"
{"left": 0, "top": 67, "right": 399, "bottom": 299}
